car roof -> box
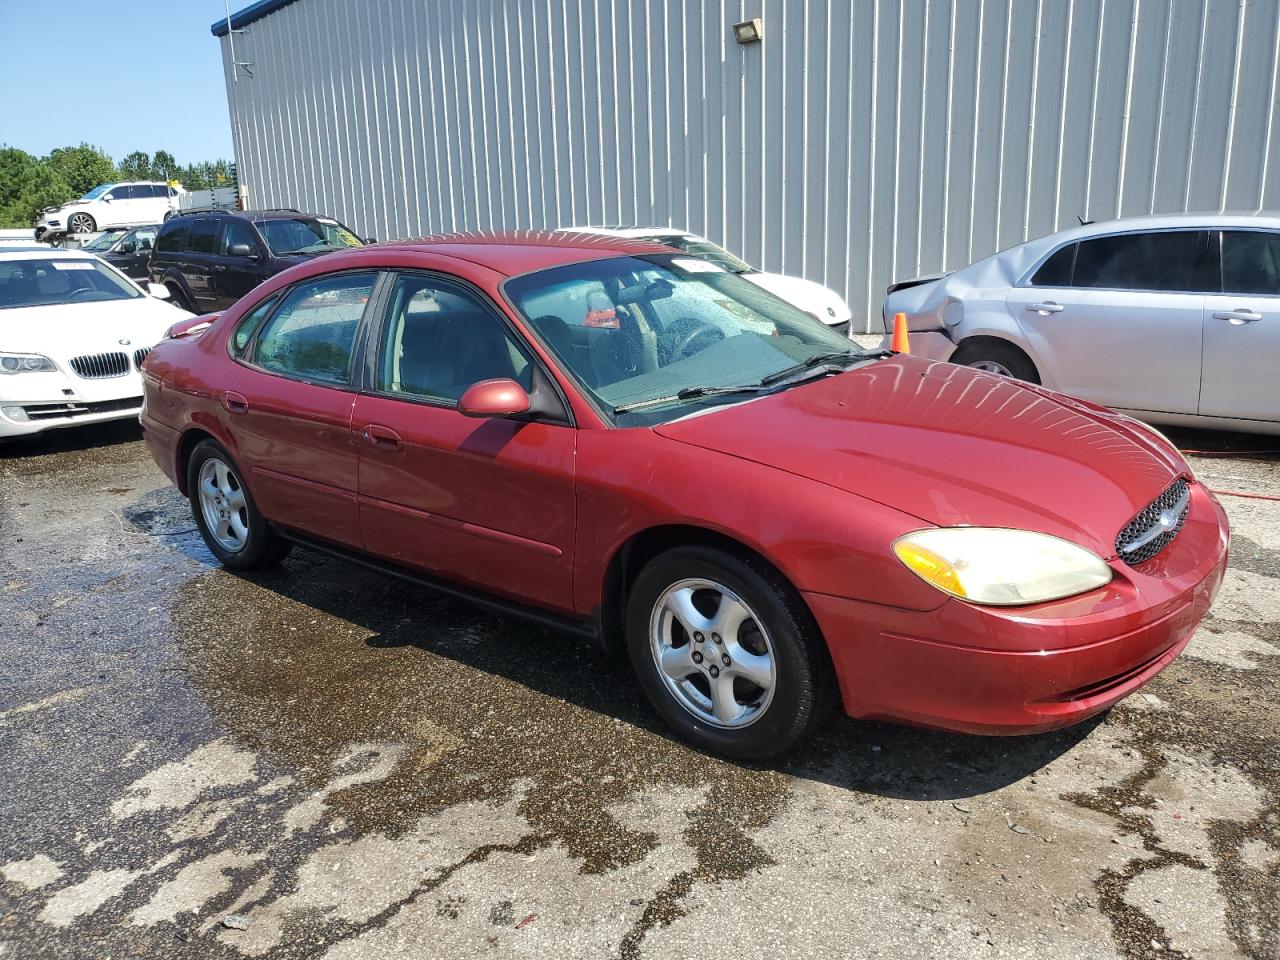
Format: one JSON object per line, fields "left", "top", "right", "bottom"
{"left": 169, "top": 208, "right": 330, "bottom": 222}
{"left": 374, "top": 230, "right": 675, "bottom": 276}
{"left": 0, "top": 247, "right": 94, "bottom": 261}
{"left": 559, "top": 225, "right": 691, "bottom": 240}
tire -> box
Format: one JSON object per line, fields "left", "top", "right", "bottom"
{"left": 625, "top": 545, "right": 834, "bottom": 760}
{"left": 951, "top": 339, "right": 1040, "bottom": 383}
{"left": 67, "top": 212, "right": 96, "bottom": 235}
{"left": 166, "top": 284, "right": 195, "bottom": 312}
{"left": 187, "top": 439, "right": 291, "bottom": 569}
{"left": 163, "top": 210, "right": 174, "bottom": 222}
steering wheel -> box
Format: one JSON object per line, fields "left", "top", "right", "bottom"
{"left": 67, "top": 287, "right": 103, "bottom": 301}
{"left": 661, "top": 317, "right": 725, "bottom": 363}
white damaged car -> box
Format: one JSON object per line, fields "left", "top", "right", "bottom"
{"left": 561, "top": 227, "right": 854, "bottom": 334}
{"left": 0, "top": 247, "right": 193, "bottom": 439}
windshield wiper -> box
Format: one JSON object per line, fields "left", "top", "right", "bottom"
{"left": 613, "top": 383, "right": 769, "bottom": 414}
{"left": 758, "top": 349, "right": 869, "bottom": 386}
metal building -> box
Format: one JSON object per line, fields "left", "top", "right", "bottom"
{"left": 215, "top": 0, "right": 1280, "bottom": 330}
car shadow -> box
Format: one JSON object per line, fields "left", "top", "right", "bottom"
{"left": 165, "top": 532, "right": 1100, "bottom": 803}
{"left": 0, "top": 419, "right": 143, "bottom": 457}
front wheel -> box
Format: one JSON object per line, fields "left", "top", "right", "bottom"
{"left": 951, "top": 340, "right": 1040, "bottom": 383}
{"left": 625, "top": 545, "right": 834, "bottom": 759}
{"left": 187, "top": 439, "right": 291, "bottom": 569}
{"left": 67, "top": 212, "right": 96, "bottom": 235}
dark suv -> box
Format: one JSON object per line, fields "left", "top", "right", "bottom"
{"left": 148, "top": 209, "right": 368, "bottom": 313}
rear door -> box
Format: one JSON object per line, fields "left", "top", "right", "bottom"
{"left": 1201, "top": 229, "right": 1280, "bottom": 422}
{"left": 184, "top": 217, "right": 225, "bottom": 311}
{"left": 352, "top": 271, "right": 577, "bottom": 611}
{"left": 223, "top": 270, "right": 383, "bottom": 549}
{"left": 1005, "top": 229, "right": 1207, "bottom": 413}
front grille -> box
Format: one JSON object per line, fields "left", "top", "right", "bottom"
{"left": 1115, "top": 478, "right": 1191, "bottom": 566}
{"left": 19, "top": 397, "right": 142, "bottom": 420}
{"left": 69, "top": 351, "right": 130, "bottom": 379}
{"left": 132, "top": 346, "right": 152, "bottom": 369}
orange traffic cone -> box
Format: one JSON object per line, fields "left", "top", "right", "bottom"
{"left": 891, "top": 312, "right": 911, "bottom": 354}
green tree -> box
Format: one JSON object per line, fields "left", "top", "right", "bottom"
{"left": 0, "top": 147, "right": 73, "bottom": 228}
{"left": 46, "top": 143, "right": 115, "bottom": 196}
{"left": 152, "top": 150, "right": 178, "bottom": 181}
{"left": 117, "top": 150, "right": 154, "bottom": 181}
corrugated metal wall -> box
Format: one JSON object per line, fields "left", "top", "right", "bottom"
{"left": 218, "top": 0, "right": 1280, "bottom": 330}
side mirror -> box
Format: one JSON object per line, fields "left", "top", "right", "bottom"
{"left": 227, "top": 243, "right": 257, "bottom": 258}
{"left": 364, "top": 237, "right": 377, "bottom": 245}
{"left": 118, "top": 242, "right": 136, "bottom": 254}
{"left": 458, "top": 378, "right": 530, "bottom": 418}
{"left": 102, "top": 195, "right": 113, "bottom": 203}
{"left": 147, "top": 282, "right": 171, "bottom": 300}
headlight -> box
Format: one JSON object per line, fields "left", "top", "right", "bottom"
{"left": 893, "top": 528, "right": 1113, "bottom": 606}
{"left": 0, "top": 354, "right": 57, "bottom": 374}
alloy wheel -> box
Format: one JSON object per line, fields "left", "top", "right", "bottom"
{"left": 969, "top": 359, "right": 1013, "bottom": 376}
{"left": 649, "top": 578, "right": 776, "bottom": 728}
{"left": 69, "top": 213, "right": 95, "bottom": 235}
{"left": 198, "top": 457, "right": 249, "bottom": 553}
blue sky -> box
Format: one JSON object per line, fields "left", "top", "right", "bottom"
{"left": 1, "top": 1, "right": 238, "bottom": 165}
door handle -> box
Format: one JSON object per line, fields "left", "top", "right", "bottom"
{"left": 361, "top": 423, "right": 403, "bottom": 451}
{"left": 213, "top": 265, "right": 227, "bottom": 272}
{"left": 1211, "top": 308, "right": 1263, "bottom": 324}
{"left": 1025, "top": 301, "right": 1064, "bottom": 315}
{"left": 222, "top": 390, "right": 249, "bottom": 414}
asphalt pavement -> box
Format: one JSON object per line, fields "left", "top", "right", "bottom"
{"left": 0, "top": 418, "right": 1276, "bottom": 960}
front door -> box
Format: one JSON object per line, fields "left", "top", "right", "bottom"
{"left": 1201, "top": 229, "right": 1280, "bottom": 422}
{"left": 212, "top": 218, "right": 269, "bottom": 311}
{"left": 353, "top": 272, "right": 577, "bottom": 612}
{"left": 1006, "top": 229, "right": 1207, "bottom": 414}
{"left": 227, "top": 270, "right": 383, "bottom": 549}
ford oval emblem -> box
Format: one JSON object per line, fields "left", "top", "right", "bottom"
{"left": 118, "top": 338, "right": 132, "bottom": 346}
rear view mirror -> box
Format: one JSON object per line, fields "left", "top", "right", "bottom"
{"left": 458, "top": 378, "right": 530, "bottom": 418}
{"left": 227, "top": 243, "right": 256, "bottom": 258}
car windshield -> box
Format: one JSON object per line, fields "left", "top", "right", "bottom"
{"left": 0, "top": 258, "right": 141, "bottom": 309}
{"left": 256, "top": 217, "right": 364, "bottom": 255}
{"left": 636, "top": 234, "right": 752, "bottom": 273}
{"left": 506, "top": 254, "right": 876, "bottom": 425}
{"left": 83, "top": 229, "right": 126, "bottom": 252}
{"left": 80, "top": 184, "right": 113, "bottom": 201}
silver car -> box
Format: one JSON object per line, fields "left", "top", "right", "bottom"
{"left": 882, "top": 214, "right": 1280, "bottom": 434}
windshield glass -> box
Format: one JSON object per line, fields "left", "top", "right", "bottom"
{"left": 256, "top": 217, "right": 364, "bottom": 255}
{"left": 637, "top": 234, "right": 752, "bottom": 273}
{"left": 83, "top": 229, "right": 126, "bottom": 252}
{"left": 0, "top": 258, "right": 141, "bottom": 309}
{"left": 80, "top": 184, "right": 113, "bottom": 201}
{"left": 505, "top": 254, "right": 866, "bottom": 424}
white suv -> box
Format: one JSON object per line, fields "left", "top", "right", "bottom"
{"left": 36, "top": 182, "right": 183, "bottom": 241}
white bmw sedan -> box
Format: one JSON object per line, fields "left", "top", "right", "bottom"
{"left": 882, "top": 214, "right": 1280, "bottom": 434}
{"left": 0, "top": 247, "right": 192, "bottom": 439}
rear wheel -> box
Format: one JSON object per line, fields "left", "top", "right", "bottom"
{"left": 187, "top": 439, "right": 291, "bottom": 569}
{"left": 951, "top": 340, "right": 1039, "bottom": 383}
{"left": 625, "top": 545, "right": 833, "bottom": 759}
{"left": 67, "top": 212, "right": 96, "bottom": 235}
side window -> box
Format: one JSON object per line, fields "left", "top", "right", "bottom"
{"left": 121, "top": 185, "right": 144, "bottom": 200}
{"left": 1031, "top": 244, "right": 1076, "bottom": 286}
{"left": 149, "top": 185, "right": 168, "bottom": 198}
{"left": 254, "top": 272, "right": 376, "bottom": 385}
{"left": 230, "top": 294, "right": 280, "bottom": 356}
{"left": 1220, "top": 231, "right": 1280, "bottom": 295}
{"left": 1072, "top": 231, "right": 1203, "bottom": 292}
{"left": 221, "top": 219, "right": 259, "bottom": 255}
{"left": 155, "top": 221, "right": 189, "bottom": 253}
{"left": 134, "top": 227, "right": 157, "bottom": 251}
{"left": 167, "top": 186, "right": 178, "bottom": 199}
{"left": 189, "top": 218, "right": 223, "bottom": 255}
{"left": 378, "top": 274, "right": 533, "bottom": 403}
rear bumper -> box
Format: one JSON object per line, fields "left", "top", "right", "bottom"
{"left": 141, "top": 414, "right": 182, "bottom": 488}
{"left": 807, "top": 485, "right": 1229, "bottom": 734}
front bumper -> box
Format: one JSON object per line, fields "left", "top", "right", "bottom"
{"left": 807, "top": 483, "right": 1229, "bottom": 734}
{"left": 0, "top": 367, "right": 148, "bottom": 438}
{"left": 0, "top": 396, "right": 143, "bottom": 437}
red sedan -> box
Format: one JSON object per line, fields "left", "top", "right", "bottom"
{"left": 140, "top": 231, "right": 1229, "bottom": 758}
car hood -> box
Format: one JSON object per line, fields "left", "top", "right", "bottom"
{"left": 1, "top": 298, "right": 192, "bottom": 356}
{"left": 653, "top": 357, "right": 1185, "bottom": 557}
{"left": 742, "top": 271, "right": 852, "bottom": 323}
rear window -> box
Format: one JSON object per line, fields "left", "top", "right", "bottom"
{"left": 156, "top": 221, "right": 190, "bottom": 253}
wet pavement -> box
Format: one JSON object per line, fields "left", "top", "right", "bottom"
{"left": 0, "top": 420, "right": 1277, "bottom": 960}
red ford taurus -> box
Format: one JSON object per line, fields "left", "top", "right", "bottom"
{"left": 140, "top": 231, "right": 1229, "bottom": 758}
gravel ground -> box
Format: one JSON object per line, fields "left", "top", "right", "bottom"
{"left": 0, "top": 417, "right": 1276, "bottom": 960}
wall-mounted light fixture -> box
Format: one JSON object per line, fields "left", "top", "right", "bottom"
{"left": 733, "top": 17, "right": 763, "bottom": 43}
